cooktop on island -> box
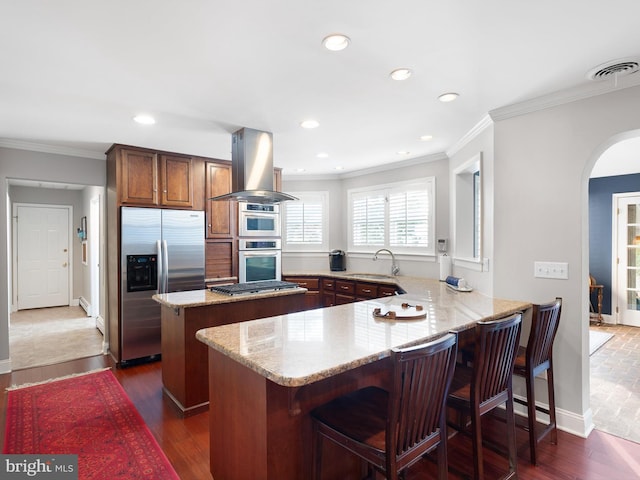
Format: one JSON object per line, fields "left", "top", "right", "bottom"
{"left": 210, "top": 280, "right": 299, "bottom": 296}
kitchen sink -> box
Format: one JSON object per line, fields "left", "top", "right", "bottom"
{"left": 348, "top": 273, "right": 395, "bottom": 280}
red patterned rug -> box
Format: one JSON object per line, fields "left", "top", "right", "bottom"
{"left": 3, "top": 369, "right": 180, "bottom": 479}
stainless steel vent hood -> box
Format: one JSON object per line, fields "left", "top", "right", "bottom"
{"left": 209, "top": 128, "right": 298, "bottom": 204}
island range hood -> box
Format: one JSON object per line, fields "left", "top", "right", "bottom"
{"left": 208, "top": 127, "right": 298, "bottom": 204}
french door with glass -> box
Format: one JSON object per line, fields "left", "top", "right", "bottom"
{"left": 616, "top": 194, "right": 640, "bottom": 327}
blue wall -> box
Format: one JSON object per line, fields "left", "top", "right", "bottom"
{"left": 588, "top": 173, "right": 640, "bottom": 315}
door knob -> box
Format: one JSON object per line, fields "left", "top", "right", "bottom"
{"left": 63, "top": 262, "right": 68, "bottom": 267}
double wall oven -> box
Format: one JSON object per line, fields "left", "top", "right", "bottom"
{"left": 238, "top": 203, "right": 282, "bottom": 283}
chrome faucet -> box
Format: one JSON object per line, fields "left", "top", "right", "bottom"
{"left": 373, "top": 248, "right": 400, "bottom": 276}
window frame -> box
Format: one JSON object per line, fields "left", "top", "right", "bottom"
{"left": 281, "top": 191, "right": 329, "bottom": 252}
{"left": 347, "top": 177, "right": 436, "bottom": 256}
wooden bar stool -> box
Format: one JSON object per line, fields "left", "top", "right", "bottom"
{"left": 513, "top": 297, "right": 562, "bottom": 465}
{"left": 310, "top": 333, "right": 458, "bottom": 480}
{"left": 447, "top": 313, "right": 522, "bottom": 480}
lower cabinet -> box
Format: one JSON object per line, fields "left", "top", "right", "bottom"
{"left": 282, "top": 276, "right": 321, "bottom": 309}
{"left": 321, "top": 278, "right": 336, "bottom": 307}
{"left": 287, "top": 275, "right": 404, "bottom": 308}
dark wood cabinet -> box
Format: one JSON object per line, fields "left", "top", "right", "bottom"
{"left": 321, "top": 277, "right": 402, "bottom": 306}
{"left": 321, "top": 278, "right": 336, "bottom": 307}
{"left": 117, "top": 147, "right": 195, "bottom": 208}
{"left": 205, "top": 241, "right": 235, "bottom": 281}
{"left": 283, "top": 276, "right": 321, "bottom": 309}
{"left": 205, "top": 160, "right": 236, "bottom": 238}
{"left": 119, "top": 148, "right": 157, "bottom": 205}
{"left": 159, "top": 154, "right": 195, "bottom": 208}
{"left": 379, "top": 285, "right": 398, "bottom": 297}
{"left": 356, "top": 282, "right": 378, "bottom": 299}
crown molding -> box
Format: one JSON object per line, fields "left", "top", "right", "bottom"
{"left": 284, "top": 152, "right": 448, "bottom": 181}
{"left": 0, "top": 139, "right": 106, "bottom": 160}
{"left": 490, "top": 74, "right": 640, "bottom": 121}
{"left": 446, "top": 115, "right": 493, "bottom": 158}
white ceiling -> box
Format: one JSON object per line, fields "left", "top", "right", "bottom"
{"left": 2, "top": 1, "right": 640, "bottom": 176}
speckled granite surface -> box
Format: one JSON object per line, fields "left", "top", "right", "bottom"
{"left": 196, "top": 277, "right": 530, "bottom": 387}
{"left": 152, "top": 286, "right": 307, "bottom": 308}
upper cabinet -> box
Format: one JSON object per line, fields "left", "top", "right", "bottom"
{"left": 115, "top": 146, "right": 195, "bottom": 208}
{"left": 205, "top": 160, "right": 236, "bottom": 238}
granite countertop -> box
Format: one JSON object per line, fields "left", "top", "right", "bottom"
{"left": 153, "top": 286, "right": 308, "bottom": 308}
{"left": 196, "top": 278, "right": 531, "bottom": 387}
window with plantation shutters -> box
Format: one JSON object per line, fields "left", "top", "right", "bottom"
{"left": 282, "top": 192, "right": 329, "bottom": 251}
{"left": 348, "top": 178, "right": 435, "bottom": 255}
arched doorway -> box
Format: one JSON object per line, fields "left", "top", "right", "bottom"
{"left": 586, "top": 131, "right": 640, "bottom": 444}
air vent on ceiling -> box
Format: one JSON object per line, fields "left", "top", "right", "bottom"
{"left": 587, "top": 58, "right": 640, "bottom": 81}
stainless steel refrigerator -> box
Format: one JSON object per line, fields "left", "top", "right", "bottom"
{"left": 120, "top": 207, "right": 205, "bottom": 364}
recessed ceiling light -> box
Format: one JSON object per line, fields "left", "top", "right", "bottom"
{"left": 420, "top": 135, "right": 433, "bottom": 141}
{"left": 133, "top": 114, "right": 156, "bottom": 125}
{"left": 300, "top": 119, "right": 320, "bottom": 129}
{"left": 322, "top": 34, "right": 350, "bottom": 51}
{"left": 335, "top": 166, "right": 344, "bottom": 171}
{"left": 296, "top": 168, "right": 306, "bottom": 173}
{"left": 397, "top": 151, "right": 411, "bottom": 155}
{"left": 438, "top": 92, "right": 459, "bottom": 103}
{"left": 317, "top": 152, "right": 329, "bottom": 158}
{"left": 390, "top": 68, "right": 412, "bottom": 81}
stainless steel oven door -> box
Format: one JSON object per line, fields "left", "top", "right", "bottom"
{"left": 239, "top": 211, "right": 280, "bottom": 237}
{"left": 239, "top": 249, "right": 282, "bottom": 283}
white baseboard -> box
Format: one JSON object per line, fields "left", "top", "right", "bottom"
{"left": 513, "top": 393, "right": 592, "bottom": 438}
{"left": 96, "top": 315, "right": 105, "bottom": 335}
{"left": 79, "top": 296, "right": 91, "bottom": 315}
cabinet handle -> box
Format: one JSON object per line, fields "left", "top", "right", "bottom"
{"left": 382, "top": 292, "right": 392, "bottom": 296}
{"left": 362, "top": 288, "right": 371, "bottom": 293}
{"left": 299, "top": 283, "right": 308, "bottom": 287}
{"left": 340, "top": 285, "right": 349, "bottom": 290}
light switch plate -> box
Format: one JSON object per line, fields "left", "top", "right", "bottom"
{"left": 534, "top": 261, "right": 569, "bottom": 279}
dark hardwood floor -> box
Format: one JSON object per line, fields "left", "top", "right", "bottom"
{"left": 2, "top": 355, "right": 639, "bottom": 480}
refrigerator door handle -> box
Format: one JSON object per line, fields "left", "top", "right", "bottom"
{"left": 156, "top": 240, "right": 163, "bottom": 293}
{"left": 162, "top": 239, "right": 169, "bottom": 293}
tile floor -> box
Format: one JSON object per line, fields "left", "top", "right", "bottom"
{"left": 9, "top": 306, "right": 104, "bottom": 370}
{"left": 590, "top": 323, "right": 640, "bottom": 444}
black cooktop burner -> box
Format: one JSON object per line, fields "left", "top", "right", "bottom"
{"left": 210, "top": 280, "right": 299, "bottom": 296}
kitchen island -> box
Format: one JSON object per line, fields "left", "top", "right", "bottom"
{"left": 153, "top": 286, "right": 307, "bottom": 416}
{"left": 196, "top": 278, "right": 531, "bottom": 479}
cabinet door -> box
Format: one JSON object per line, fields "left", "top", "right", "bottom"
{"left": 356, "top": 282, "right": 378, "bottom": 299}
{"left": 160, "top": 154, "right": 194, "bottom": 207}
{"left": 379, "top": 285, "right": 398, "bottom": 297}
{"left": 120, "top": 149, "right": 158, "bottom": 205}
{"left": 206, "top": 161, "right": 236, "bottom": 238}
{"left": 322, "top": 292, "right": 336, "bottom": 307}
{"left": 205, "top": 240, "right": 234, "bottom": 280}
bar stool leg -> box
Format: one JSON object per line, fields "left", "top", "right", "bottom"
{"left": 525, "top": 371, "right": 538, "bottom": 465}
{"left": 471, "top": 407, "right": 484, "bottom": 480}
{"left": 506, "top": 395, "right": 518, "bottom": 478}
{"left": 547, "top": 365, "right": 558, "bottom": 445}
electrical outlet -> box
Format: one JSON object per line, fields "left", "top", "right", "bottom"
{"left": 534, "top": 261, "right": 569, "bottom": 279}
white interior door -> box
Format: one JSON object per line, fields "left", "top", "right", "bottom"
{"left": 616, "top": 194, "right": 640, "bottom": 327}
{"left": 16, "top": 205, "right": 70, "bottom": 310}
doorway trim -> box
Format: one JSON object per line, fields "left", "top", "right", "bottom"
{"left": 612, "top": 192, "right": 640, "bottom": 326}
{"left": 11, "top": 202, "right": 73, "bottom": 312}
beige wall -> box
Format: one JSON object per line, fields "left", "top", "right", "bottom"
{"left": 0, "top": 147, "right": 105, "bottom": 372}
{"left": 493, "top": 84, "right": 640, "bottom": 435}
